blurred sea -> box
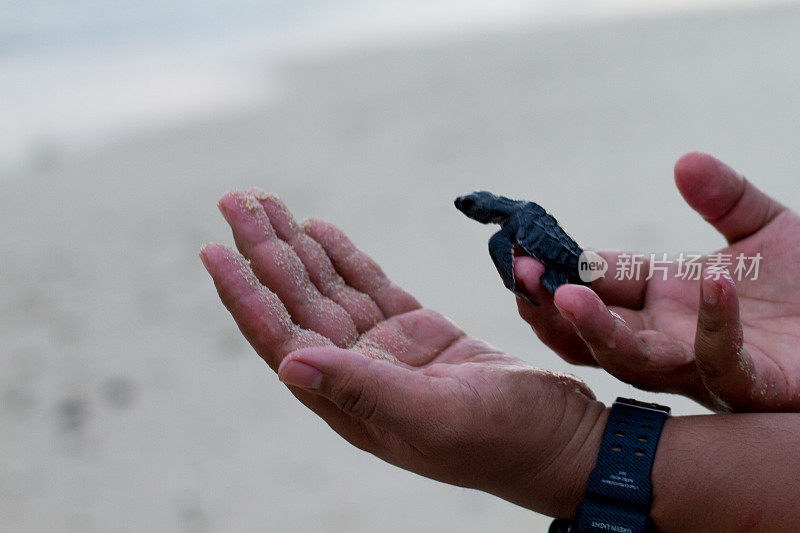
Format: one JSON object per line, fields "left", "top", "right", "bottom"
{"left": 0, "top": 0, "right": 788, "bottom": 173}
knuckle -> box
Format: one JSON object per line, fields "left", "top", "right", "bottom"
{"left": 332, "top": 373, "right": 379, "bottom": 421}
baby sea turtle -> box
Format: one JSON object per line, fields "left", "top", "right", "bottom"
{"left": 454, "top": 191, "right": 589, "bottom": 304}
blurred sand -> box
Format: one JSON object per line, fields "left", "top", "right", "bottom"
{"left": 3, "top": 4, "right": 800, "bottom": 531}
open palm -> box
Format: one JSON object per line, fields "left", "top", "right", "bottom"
{"left": 200, "top": 189, "right": 601, "bottom": 517}
{"left": 516, "top": 152, "right": 800, "bottom": 411}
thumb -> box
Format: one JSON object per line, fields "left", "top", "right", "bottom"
{"left": 278, "top": 347, "right": 433, "bottom": 432}
{"left": 694, "top": 267, "right": 756, "bottom": 411}
{"left": 674, "top": 152, "right": 784, "bottom": 244}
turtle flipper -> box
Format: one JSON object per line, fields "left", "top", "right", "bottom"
{"left": 513, "top": 288, "right": 539, "bottom": 306}
{"left": 540, "top": 268, "right": 568, "bottom": 294}
{"left": 488, "top": 227, "right": 515, "bottom": 292}
{"left": 488, "top": 226, "right": 539, "bottom": 305}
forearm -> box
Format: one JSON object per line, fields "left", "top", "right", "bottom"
{"left": 649, "top": 413, "right": 800, "bottom": 531}
{"left": 563, "top": 409, "right": 800, "bottom": 530}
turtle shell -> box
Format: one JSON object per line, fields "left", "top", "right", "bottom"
{"left": 513, "top": 202, "right": 583, "bottom": 271}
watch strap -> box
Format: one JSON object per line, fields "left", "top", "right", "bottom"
{"left": 572, "top": 397, "right": 670, "bottom": 533}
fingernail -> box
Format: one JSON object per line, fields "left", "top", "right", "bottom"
{"left": 217, "top": 200, "right": 230, "bottom": 220}
{"left": 702, "top": 275, "right": 719, "bottom": 306}
{"left": 198, "top": 244, "right": 212, "bottom": 272}
{"left": 279, "top": 360, "right": 323, "bottom": 390}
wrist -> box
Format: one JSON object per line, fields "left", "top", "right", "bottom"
{"left": 518, "top": 401, "right": 610, "bottom": 518}
{"left": 560, "top": 404, "right": 610, "bottom": 517}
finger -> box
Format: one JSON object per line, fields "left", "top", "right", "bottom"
{"left": 302, "top": 218, "right": 421, "bottom": 317}
{"left": 201, "top": 244, "right": 407, "bottom": 462}
{"left": 285, "top": 385, "right": 380, "bottom": 453}
{"left": 554, "top": 285, "right": 696, "bottom": 391}
{"left": 694, "top": 268, "right": 758, "bottom": 411}
{"left": 513, "top": 250, "right": 649, "bottom": 366}
{"left": 514, "top": 256, "right": 597, "bottom": 366}
{"left": 589, "top": 251, "right": 650, "bottom": 309}
{"left": 278, "top": 347, "right": 442, "bottom": 440}
{"left": 674, "top": 152, "right": 785, "bottom": 243}
{"left": 199, "top": 243, "right": 333, "bottom": 369}
{"left": 248, "top": 189, "right": 384, "bottom": 333}
{"left": 515, "top": 250, "right": 648, "bottom": 310}
{"left": 218, "top": 191, "right": 358, "bottom": 347}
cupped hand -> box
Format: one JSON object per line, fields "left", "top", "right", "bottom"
{"left": 200, "top": 189, "right": 606, "bottom": 517}
{"left": 517, "top": 152, "right": 800, "bottom": 412}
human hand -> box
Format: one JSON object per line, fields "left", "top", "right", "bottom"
{"left": 516, "top": 152, "right": 800, "bottom": 412}
{"left": 200, "top": 190, "right": 606, "bottom": 517}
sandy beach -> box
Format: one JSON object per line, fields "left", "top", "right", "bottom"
{"left": 3, "top": 3, "right": 800, "bottom": 531}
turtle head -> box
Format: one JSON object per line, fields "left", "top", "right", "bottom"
{"left": 454, "top": 191, "right": 518, "bottom": 224}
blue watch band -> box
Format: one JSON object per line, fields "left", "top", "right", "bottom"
{"left": 567, "top": 397, "right": 670, "bottom": 533}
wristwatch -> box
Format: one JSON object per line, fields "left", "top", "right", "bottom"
{"left": 550, "top": 397, "right": 671, "bottom": 533}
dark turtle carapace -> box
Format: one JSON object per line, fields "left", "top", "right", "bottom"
{"left": 454, "top": 191, "right": 589, "bottom": 304}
